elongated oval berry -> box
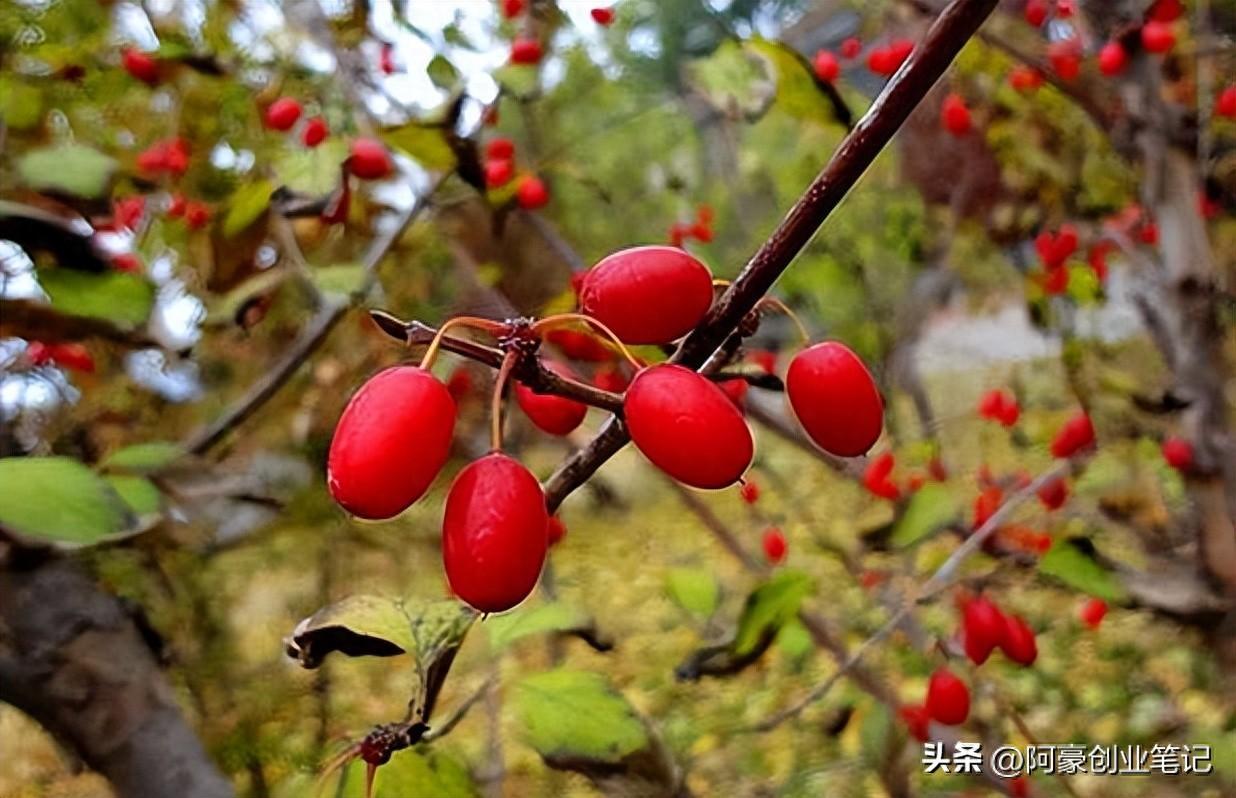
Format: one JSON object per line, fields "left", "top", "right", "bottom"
{"left": 1141, "top": 20, "right": 1175, "bottom": 54}
{"left": 962, "top": 595, "right": 1005, "bottom": 665}
{"left": 786, "top": 341, "right": 883, "bottom": 457}
{"left": 579, "top": 246, "right": 714, "bottom": 345}
{"left": 1050, "top": 411, "right": 1095, "bottom": 458}
{"left": 1079, "top": 597, "right": 1107, "bottom": 629}
{"left": 1024, "top": 0, "right": 1047, "bottom": 26}
{"left": 327, "top": 366, "right": 456, "bottom": 520}
{"left": 302, "top": 116, "right": 329, "bottom": 147}
{"left": 514, "top": 361, "right": 588, "bottom": 436}
{"left": 1000, "top": 614, "right": 1038, "bottom": 666}
{"left": 442, "top": 452, "right": 548, "bottom": 613}
{"left": 122, "top": 47, "right": 160, "bottom": 84}
{"left": 1098, "top": 41, "right": 1127, "bottom": 76}
{"left": 1036, "top": 477, "right": 1068, "bottom": 510}
{"left": 349, "top": 137, "right": 393, "bottom": 180}
{"left": 899, "top": 703, "right": 931, "bottom": 742}
{"left": 265, "top": 97, "right": 302, "bottom": 131}
{"left": 624, "top": 364, "right": 754, "bottom": 489}
{"left": 510, "top": 37, "right": 543, "bottom": 65}
{"left": 926, "top": 667, "right": 970, "bottom": 725}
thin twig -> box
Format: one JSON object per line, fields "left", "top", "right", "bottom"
{"left": 422, "top": 677, "right": 496, "bottom": 743}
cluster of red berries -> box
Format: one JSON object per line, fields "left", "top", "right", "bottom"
{"left": 136, "top": 136, "right": 190, "bottom": 177}
{"left": 264, "top": 96, "right": 330, "bottom": 149}
{"left": 667, "top": 205, "right": 714, "bottom": 247}
{"left": 866, "top": 38, "right": 915, "bottom": 77}
{"left": 483, "top": 137, "right": 550, "bottom": 209}
{"left": 860, "top": 452, "right": 948, "bottom": 501}
{"left": 977, "top": 388, "right": 1019, "bottom": 427}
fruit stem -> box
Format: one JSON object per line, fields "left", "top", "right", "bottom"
{"left": 419, "top": 316, "right": 508, "bottom": 372}
{"left": 757, "top": 297, "right": 810, "bottom": 344}
{"left": 531, "top": 313, "right": 644, "bottom": 371}
{"left": 491, "top": 350, "right": 518, "bottom": 451}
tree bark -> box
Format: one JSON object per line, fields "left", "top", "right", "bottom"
{"left": 0, "top": 553, "right": 234, "bottom": 798}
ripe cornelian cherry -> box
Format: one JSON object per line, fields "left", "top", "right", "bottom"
{"left": 327, "top": 367, "right": 456, "bottom": 520}
{"left": 1024, "top": 0, "right": 1047, "bottom": 26}
{"left": 1050, "top": 411, "right": 1095, "bottom": 458}
{"left": 978, "top": 388, "right": 1019, "bottom": 427}
{"left": 443, "top": 452, "right": 548, "bottom": 613}
{"left": 1217, "top": 86, "right": 1236, "bottom": 119}
{"left": 899, "top": 704, "right": 931, "bottom": 742}
{"left": 545, "top": 328, "right": 612, "bottom": 362}
{"left": 1098, "top": 41, "right": 1127, "bottom": 76}
{"left": 972, "top": 485, "right": 1004, "bottom": 529}
{"left": 265, "top": 97, "right": 302, "bottom": 131}
{"left": 1000, "top": 614, "right": 1038, "bottom": 666}
{"left": 546, "top": 515, "right": 567, "bottom": 546}
{"left": 1048, "top": 38, "right": 1082, "bottom": 80}
{"left": 1161, "top": 436, "right": 1193, "bottom": 471}
{"left": 941, "top": 93, "right": 971, "bottom": 136}
{"left": 1079, "top": 597, "right": 1107, "bottom": 629}
{"left": 762, "top": 526, "right": 787, "bottom": 564}
{"left": 590, "top": 7, "right": 615, "bottom": 25}
{"left": 516, "top": 175, "right": 550, "bottom": 209}
{"left": 302, "top": 116, "right": 329, "bottom": 147}
{"left": 1056, "top": 0, "right": 1075, "bottom": 16}
{"left": 501, "top": 0, "right": 524, "bottom": 19}
{"left": 812, "top": 50, "right": 839, "bottom": 83}
{"left": 719, "top": 377, "right": 748, "bottom": 408}
{"left": 593, "top": 365, "right": 629, "bottom": 393}
{"left": 1009, "top": 65, "right": 1044, "bottom": 93}
{"left": 1141, "top": 20, "right": 1175, "bottom": 53}
{"left": 111, "top": 253, "right": 142, "bottom": 273}
{"left": 485, "top": 158, "right": 514, "bottom": 188}
{"left": 122, "top": 47, "right": 160, "bottom": 84}
{"left": 926, "top": 667, "right": 970, "bottom": 725}
{"left": 349, "top": 138, "right": 393, "bottom": 179}
{"left": 28, "top": 341, "right": 95, "bottom": 373}
{"left": 447, "top": 365, "right": 474, "bottom": 402}
{"left": 578, "top": 246, "right": 714, "bottom": 344}
{"left": 840, "top": 37, "right": 862, "bottom": 59}
{"left": 1149, "top": 0, "right": 1183, "bottom": 21}
{"left": 486, "top": 137, "right": 515, "bottom": 160}
{"left": 1036, "top": 477, "right": 1069, "bottom": 510}
{"left": 510, "top": 37, "right": 543, "bottom": 65}
{"left": 624, "top": 364, "right": 754, "bottom": 489}
{"left": 514, "top": 361, "right": 588, "bottom": 436}
{"left": 787, "top": 341, "right": 883, "bottom": 457}
{"left": 739, "top": 479, "right": 760, "bottom": 504}
{"left": 962, "top": 594, "right": 1006, "bottom": 665}
{"left": 863, "top": 452, "right": 900, "bottom": 500}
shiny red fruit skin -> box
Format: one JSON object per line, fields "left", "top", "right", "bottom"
{"left": 1098, "top": 41, "right": 1127, "bottom": 76}
{"left": 502, "top": 0, "right": 524, "bottom": 19}
{"left": 899, "top": 704, "right": 931, "bottom": 742}
{"left": 840, "top": 37, "right": 861, "bottom": 59}
{"left": 1009, "top": 66, "right": 1044, "bottom": 93}
{"left": 1048, "top": 40, "right": 1081, "bottom": 80}
{"left": 510, "top": 37, "right": 543, "bottom": 65}
{"left": 485, "top": 159, "right": 514, "bottom": 188}
{"left": 184, "top": 201, "right": 211, "bottom": 230}
{"left": 719, "top": 378, "right": 748, "bottom": 408}
{"left": 624, "top": 364, "right": 754, "bottom": 489}
{"left": 813, "top": 50, "right": 839, "bottom": 83}
{"left": 579, "top": 246, "right": 714, "bottom": 345}
{"left": 1024, "top": 0, "right": 1047, "bottom": 26}
{"left": 1000, "top": 614, "right": 1038, "bottom": 666}
{"left": 1037, "top": 477, "right": 1068, "bottom": 510}
{"left": 349, "top": 138, "right": 393, "bottom": 180}
{"left": 327, "top": 367, "right": 456, "bottom": 520}
{"left": 514, "top": 361, "right": 588, "bottom": 436}
{"left": 486, "top": 137, "right": 515, "bottom": 160}
{"left": 1050, "top": 411, "right": 1095, "bottom": 458}
{"left": 926, "top": 667, "right": 970, "bottom": 725}
{"left": 122, "top": 48, "right": 159, "bottom": 84}
{"left": 265, "top": 97, "right": 302, "bottom": 131}
{"left": 546, "top": 515, "right": 566, "bottom": 546}
{"left": 1217, "top": 86, "right": 1236, "bottom": 119}
{"left": 941, "top": 93, "right": 971, "bottom": 136}
{"left": 593, "top": 366, "right": 629, "bottom": 393}
{"left": 962, "top": 595, "right": 1006, "bottom": 665}
{"left": 1161, "top": 436, "right": 1193, "bottom": 471}
{"left": 302, "top": 117, "right": 329, "bottom": 147}
{"left": 1141, "top": 20, "right": 1175, "bottom": 53}
{"left": 516, "top": 175, "right": 550, "bottom": 209}
{"left": 787, "top": 341, "right": 883, "bottom": 457}
{"left": 1079, "top": 597, "right": 1107, "bottom": 629}
{"left": 590, "top": 7, "right": 615, "bottom": 25}
{"left": 443, "top": 452, "right": 548, "bottom": 613}
{"left": 739, "top": 480, "right": 760, "bottom": 504}
{"left": 762, "top": 527, "right": 787, "bottom": 564}
{"left": 545, "top": 328, "right": 612, "bottom": 362}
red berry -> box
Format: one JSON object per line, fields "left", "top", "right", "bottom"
{"left": 514, "top": 361, "right": 588, "bottom": 436}
{"left": 579, "top": 246, "right": 714, "bottom": 345}
{"left": 1138, "top": 220, "right": 1159, "bottom": 245}
{"left": 1036, "top": 477, "right": 1069, "bottom": 510}
{"left": 1098, "top": 41, "right": 1128, "bottom": 76}
{"left": 840, "top": 37, "right": 861, "bottom": 59}
{"left": 749, "top": 349, "right": 777, "bottom": 375}
{"left": 379, "top": 42, "right": 396, "bottom": 75}
{"left": 510, "top": 37, "right": 543, "bottom": 65}
{"left": 590, "top": 7, "right": 615, "bottom": 25}
{"left": 1050, "top": 411, "right": 1095, "bottom": 458}
{"left": 1000, "top": 614, "right": 1038, "bottom": 666}
{"left": 121, "top": 47, "right": 160, "bottom": 85}
{"left": 167, "top": 194, "right": 187, "bottom": 218}
{"left": 762, "top": 526, "right": 787, "bottom": 564}
{"left": 972, "top": 485, "right": 1004, "bottom": 529}
{"left": 889, "top": 38, "right": 914, "bottom": 65}
{"left": 962, "top": 595, "right": 1006, "bottom": 665}
{"left": 812, "top": 50, "right": 839, "bottom": 83}
{"left": 349, "top": 138, "right": 393, "bottom": 180}
{"left": 114, "top": 196, "right": 145, "bottom": 230}
{"left": 1149, "top": 0, "right": 1183, "bottom": 21}
{"left": 593, "top": 365, "right": 629, "bottom": 393}
{"left": 1141, "top": 21, "right": 1175, "bottom": 53}
{"left": 866, "top": 47, "right": 897, "bottom": 76}
{"left": 327, "top": 367, "right": 456, "bottom": 519}
{"left": 302, "top": 116, "right": 329, "bottom": 147}
{"left": 443, "top": 452, "right": 548, "bottom": 613}
{"left": 926, "top": 667, "right": 970, "bottom": 725}
{"left": 863, "top": 452, "right": 901, "bottom": 501}
{"left": 486, "top": 137, "right": 515, "bottom": 160}
{"left": 447, "top": 366, "right": 474, "bottom": 401}
{"left": 1042, "top": 264, "right": 1069, "bottom": 295}
{"left": 184, "top": 201, "right": 211, "bottom": 230}
{"left": 111, "top": 253, "right": 142, "bottom": 273}
{"left": 689, "top": 221, "right": 713, "bottom": 243}
{"left": 265, "top": 97, "right": 302, "bottom": 131}
{"left": 899, "top": 704, "right": 931, "bottom": 742}
{"left": 1088, "top": 242, "right": 1113, "bottom": 282}
{"left": 26, "top": 341, "right": 52, "bottom": 366}
{"left": 36, "top": 342, "right": 95, "bottom": 373}
{"left": 1009, "top": 65, "right": 1044, "bottom": 93}
{"left": 1217, "top": 86, "right": 1236, "bottom": 119}
{"left": 485, "top": 158, "right": 514, "bottom": 188}
{"left": 1024, "top": 0, "right": 1048, "bottom": 26}
{"left": 786, "top": 342, "right": 883, "bottom": 457}
{"left": 928, "top": 457, "right": 949, "bottom": 482}
{"left": 739, "top": 480, "right": 760, "bottom": 504}
{"left": 1048, "top": 39, "right": 1082, "bottom": 81}
{"left": 941, "top": 93, "right": 971, "bottom": 136}
{"left": 1079, "top": 597, "right": 1108, "bottom": 629}
{"left": 719, "top": 377, "right": 748, "bottom": 409}
{"left": 544, "top": 328, "right": 612, "bottom": 362}
{"left": 1009, "top": 775, "right": 1030, "bottom": 798}
{"left": 624, "top": 364, "right": 754, "bottom": 489}
{"left": 547, "top": 515, "right": 567, "bottom": 546}
{"left": 515, "top": 175, "right": 550, "bottom": 209}
{"left": 1056, "top": 0, "right": 1075, "bottom": 16}
{"left": 501, "top": 0, "right": 524, "bottom": 18}
{"left": 1161, "top": 435, "right": 1193, "bottom": 471}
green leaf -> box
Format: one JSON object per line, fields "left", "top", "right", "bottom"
{"left": 890, "top": 484, "right": 959, "bottom": 547}
{"left": 427, "top": 54, "right": 461, "bottom": 91}
{"left": 223, "top": 180, "right": 273, "bottom": 238}
{"left": 275, "top": 140, "right": 348, "bottom": 194}
{"left": 0, "top": 79, "right": 43, "bottom": 131}
{"left": 288, "top": 595, "right": 417, "bottom": 668}
{"left": 17, "top": 143, "right": 117, "bottom": 199}
{"left": 332, "top": 749, "right": 478, "bottom": 798}
{"left": 0, "top": 457, "right": 132, "bottom": 546}
{"left": 775, "top": 618, "right": 814, "bottom": 660}
{"left": 664, "top": 567, "right": 719, "bottom": 618}
{"left": 486, "top": 602, "right": 590, "bottom": 651}
{"left": 382, "top": 122, "right": 455, "bottom": 171}
{"left": 105, "top": 475, "right": 162, "bottom": 516}
{"left": 513, "top": 669, "right": 648, "bottom": 763}
{"left": 733, "top": 569, "right": 814, "bottom": 656}
{"left": 311, "top": 262, "right": 367, "bottom": 299}
{"left": 746, "top": 38, "right": 838, "bottom": 123}
{"left": 38, "top": 270, "right": 155, "bottom": 327}
{"left": 406, "top": 598, "right": 477, "bottom": 667}
{"left": 101, "top": 441, "right": 183, "bottom": 472}
{"left": 1039, "top": 539, "right": 1126, "bottom": 602}
{"left": 687, "top": 39, "right": 772, "bottom": 119}
{"left": 491, "top": 64, "right": 540, "bottom": 99}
